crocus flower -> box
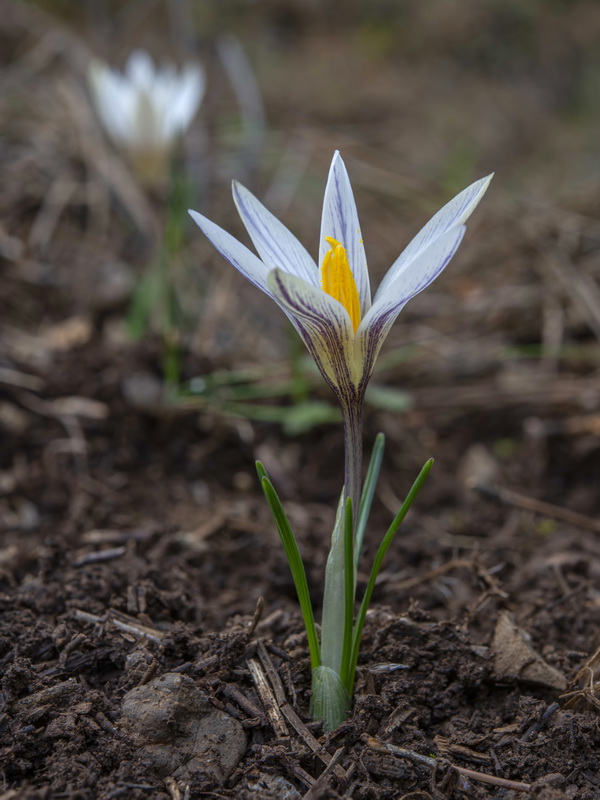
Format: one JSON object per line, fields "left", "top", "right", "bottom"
{"left": 191, "top": 153, "right": 492, "bottom": 731}
{"left": 89, "top": 50, "right": 204, "bottom": 185}
{"left": 189, "top": 152, "right": 491, "bottom": 411}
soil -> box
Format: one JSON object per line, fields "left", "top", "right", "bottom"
{"left": 2, "top": 2, "right": 600, "bottom": 799}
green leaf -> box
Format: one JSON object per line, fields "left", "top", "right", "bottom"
{"left": 280, "top": 401, "right": 341, "bottom": 435}
{"left": 126, "top": 268, "right": 162, "bottom": 340}
{"left": 355, "top": 433, "right": 385, "bottom": 571}
{"left": 210, "top": 400, "right": 339, "bottom": 432}
{"left": 348, "top": 458, "right": 434, "bottom": 696}
{"left": 256, "top": 461, "right": 320, "bottom": 668}
{"left": 365, "top": 384, "right": 412, "bottom": 413}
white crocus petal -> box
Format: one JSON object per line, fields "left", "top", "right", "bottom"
{"left": 89, "top": 65, "right": 130, "bottom": 144}
{"left": 127, "top": 50, "right": 155, "bottom": 91}
{"left": 189, "top": 210, "right": 273, "bottom": 296}
{"left": 356, "top": 226, "right": 466, "bottom": 384}
{"left": 233, "top": 182, "right": 319, "bottom": 287}
{"left": 267, "top": 268, "right": 359, "bottom": 393}
{"left": 151, "top": 68, "right": 174, "bottom": 128}
{"left": 111, "top": 82, "right": 137, "bottom": 142}
{"left": 319, "top": 151, "right": 371, "bottom": 314}
{"left": 377, "top": 174, "right": 493, "bottom": 296}
{"left": 167, "top": 65, "right": 205, "bottom": 135}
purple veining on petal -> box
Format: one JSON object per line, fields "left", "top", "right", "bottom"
{"left": 270, "top": 268, "right": 352, "bottom": 332}
{"left": 393, "top": 226, "right": 465, "bottom": 302}
{"left": 377, "top": 175, "right": 491, "bottom": 297}
{"left": 357, "top": 228, "right": 465, "bottom": 391}
{"left": 369, "top": 227, "right": 464, "bottom": 330}
{"left": 233, "top": 182, "right": 319, "bottom": 287}
{"left": 319, "top": 153, "right": 371, "bottom": 314}
{"left": 188, "top": 209, "right": 272, "bottom": 296}
{"left": 270, "top": 269, "right": 359, "bottom": 402}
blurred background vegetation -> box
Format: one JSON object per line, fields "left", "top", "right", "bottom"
{"left": 3, "top": 0, "right": 600, "bottom": 447}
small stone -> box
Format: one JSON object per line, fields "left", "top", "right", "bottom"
{"left": 120, "top": 672, "right": 246, "bottom": 785}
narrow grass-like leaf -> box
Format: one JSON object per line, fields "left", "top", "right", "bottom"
{"left": 256, "top": 461, "right": 321, "bottom": 668}
{"left": 355, "top": 433, "right": 385, "bottom": 570}
{"left": 364, "top": 385, "right": 412, "bottom": 413}
{"left": 348, "top": 458, "right": 434, "bottom": 695}
{"left": 127, "top": 268, "right": 161, "bottom": 339}
{"left": 340, "top": 498, "right": 354, "bottom": 692}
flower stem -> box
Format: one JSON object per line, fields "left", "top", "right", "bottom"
{"left": 341, "top": 399, "right": 363, "bottom": 541}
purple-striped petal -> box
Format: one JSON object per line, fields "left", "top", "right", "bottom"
{"left": 356, "top": 226, "right": 466, "bottom": 386}
{"left": 267, "top": 268, "right": 359, "bottom": 395}
{"left": 233, "top": 182, "right": 319, "bottom": 286}
{"left": 377, "top": 174, "right": 492, "bottom": 296}
{"left": 319, "top": 152, "right": 371, "bottom": 314}
{"left": 188, "top": 209, "right": 272, "bottom": 296}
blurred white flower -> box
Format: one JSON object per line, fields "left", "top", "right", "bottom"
{"left": 89, "top": 50, "right": 204, "bottom": 185}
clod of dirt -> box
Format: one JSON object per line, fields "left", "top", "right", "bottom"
{"left": 120, "top": 672, "right": 247, "bottom": 785}
{"left": 491, "top": 612, "right": 567, "bottom": 690}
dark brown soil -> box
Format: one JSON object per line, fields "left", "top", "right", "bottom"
{"left": 2, "top": 2, "right": 600, "bottom": 798}
{"left": 2, "top": 340, "right": 600, "bottom": 800}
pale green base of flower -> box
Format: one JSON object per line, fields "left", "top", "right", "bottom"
{"left": 309, "top": 666, "right": 350, "bottom": 732}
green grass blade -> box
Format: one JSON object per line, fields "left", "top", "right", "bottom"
{"left": 348, "top": 458, "right": 434, "bottom": 695}
{"left": 126, "top": 268, "right": 161, "bottom": 340}
{"left": 355, "top": 433, "right": 385, "bottom": 570}
{"left": 340, "top": 498, "right": 354, "bottom": 692}
{"left": 256, "top": 461, "right": 321, "bottom": 668}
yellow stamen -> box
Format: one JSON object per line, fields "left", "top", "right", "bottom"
{"left": 320, "top": 237, "right": 361, "bottom": 333}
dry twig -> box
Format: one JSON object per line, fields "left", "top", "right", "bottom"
{"left": 302, "top": 747, "right": 345, "bottom": 800}
{"left": 365, "top": 736, "right": 532, "bottom": 793}
{"left": 73, "top": 547, "right": 126, "bottom": 567}
{"left": 471, "top": 480, "right": 600, "bottom": 534}
{"left": 247, "top": 657, "right": 289, "bottom": 738}
{"left": 73, "top": 608, "right": 164, "bottom": 643}
{"left": 11, "top": 678, "right": 79, "bottom": 710}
